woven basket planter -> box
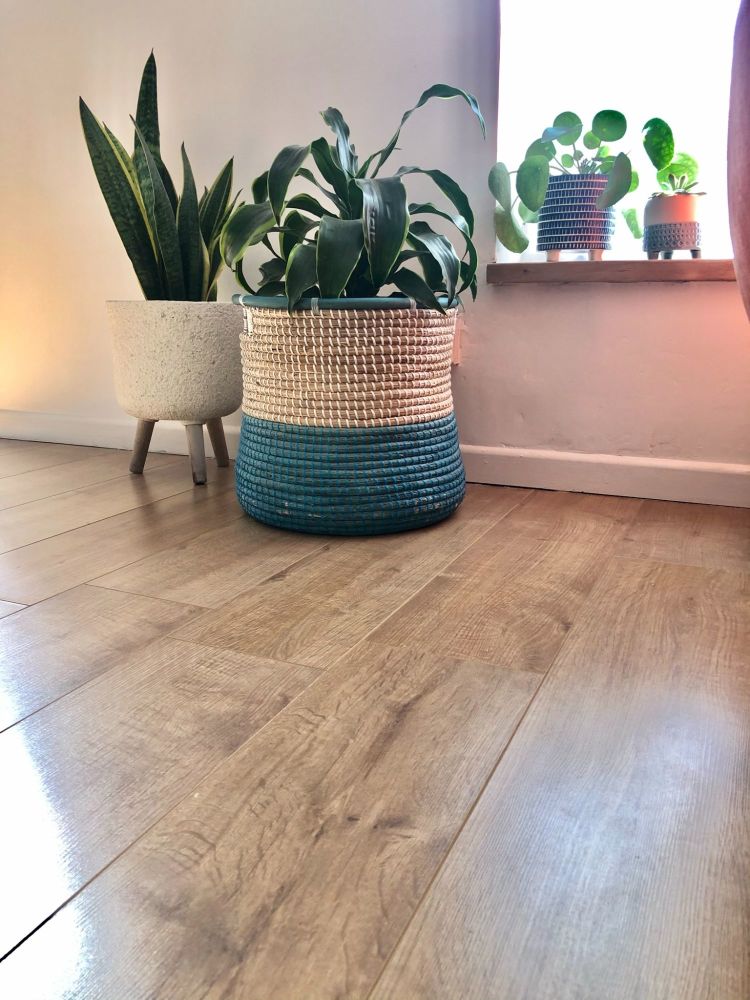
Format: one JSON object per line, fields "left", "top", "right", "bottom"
{"left": 234, "top": 296, "right": 465, "bottom": 535}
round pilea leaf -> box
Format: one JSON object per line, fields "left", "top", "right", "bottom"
{"left": 552, "top": 111, "right": 582, "bottom": 145}
{"left": 560, "top": 153, "right": 575, "bottom": 168}
{"left": 592, "top": 110, "right": 627, "bottom": 141}
{"left": 516, "top": 155, "right": 550, "bottom": 211}
{"left": 488, "top": 162, "right": 512, "bottom": 210}
{"left": 526, "top": 138, "right": 556, "bottom": 161}
{"left": 656, "top": 151, "right": 699, "bottom": 189}
{"left": 583, "top": 131, "right": 600, "bottom": 150}
{"left": 642, "top": 118, "right": 675, "bottom": 170}
{"left": 518, "top": 202, "right": 540, "bottom": 223}
{"left": 629, "top": 169, "right": 639, "bottom": 193}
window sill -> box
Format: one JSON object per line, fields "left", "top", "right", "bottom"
{"left": 486, "top": 259, "right": 736, "bottom": 285}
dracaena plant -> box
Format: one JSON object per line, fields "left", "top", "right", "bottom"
{"left": 79, "top": 53, "right": 237, "bottom": 301}
{"left": 219, "top": 85, "right": 485, "bottom": 312}
{"left": 489, "top": 110, "right": 638, "bottom": 253}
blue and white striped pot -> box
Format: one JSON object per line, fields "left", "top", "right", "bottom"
{"left": 233, "top": 295, "right": 465, "bottom": 535}
{"left": 537, "top": 174, "right": 614, "bottom": 251}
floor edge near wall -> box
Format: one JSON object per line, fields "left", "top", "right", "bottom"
{"left": 462, "top": 445, "right": 750, "bottom": 508}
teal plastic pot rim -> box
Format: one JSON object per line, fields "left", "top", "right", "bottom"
{"left": 232, "top": 293, "right": 458, "bottom": 312}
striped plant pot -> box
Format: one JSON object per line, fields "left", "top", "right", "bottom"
{"left": 234, "top": 295, "right": 465, "bottom": 535}
{"left": 537, "top": 174, "right": 615, "bottom": 253}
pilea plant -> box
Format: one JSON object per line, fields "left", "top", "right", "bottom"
{"left": 489, "top": 110, "right": 638, "bottom": 253}
{"left": 80, "top": 53, "right": 237, "bottom": 301}
{"left": 219, "top": 85, "right": 484, "bottom": 312}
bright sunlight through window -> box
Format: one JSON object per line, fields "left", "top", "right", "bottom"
{"left": 498, "top": 0, "right": 740, "bottom": 260}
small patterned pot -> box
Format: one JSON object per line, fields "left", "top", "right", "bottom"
{"left": 643, "top": 194, "right": 703, "bottom": 259}
{"left": 537, "top": 174, "right": 614, "bottom": 261}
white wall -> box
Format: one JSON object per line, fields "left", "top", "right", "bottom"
{"left": 1, "top": 0, "right": 749, "bottom": 505}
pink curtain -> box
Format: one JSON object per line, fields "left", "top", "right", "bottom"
{"left": 729, "top": 0, "right": 750, "bottom": 317}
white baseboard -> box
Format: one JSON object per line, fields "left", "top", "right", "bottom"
{"left": 0, "top": 409, "right": 241, "bottom": 459}
{"left": 462, "top": 444, "right": 750, "bottom": 508}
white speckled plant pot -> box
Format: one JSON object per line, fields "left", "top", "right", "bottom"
{"left": 107, "top": 301, "right": 243, "bottom": 422}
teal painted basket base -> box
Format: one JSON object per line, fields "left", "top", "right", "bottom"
{"left": 236, "top": 414, "right": 466, "bottom": 535}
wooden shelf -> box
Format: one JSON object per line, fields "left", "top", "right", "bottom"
{"left": 486, "top": 259, "right": 737, "bottom": 285}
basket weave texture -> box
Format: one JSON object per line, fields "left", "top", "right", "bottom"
{"left": 235, "top": 304, "right": 465, "bottom": 535}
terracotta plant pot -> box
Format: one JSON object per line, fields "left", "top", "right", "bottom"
{"left": 107, "top": 301, "right": 243, "bottom": 484}
{"left": 643, "top": 194, "right": 704, "bottom": 259}
{"left": 536, "top": 174, "right": 615, "bottom": 261}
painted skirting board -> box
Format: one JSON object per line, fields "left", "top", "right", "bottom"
{"left": 0, "top": 409, "right": 241, "bottom": 460}
{"left": 462, "top": 445, "right": 750, "bottom": 508}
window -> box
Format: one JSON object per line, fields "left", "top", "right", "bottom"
{"left": 498, "top": 0, "right": 739, "bottom": 260}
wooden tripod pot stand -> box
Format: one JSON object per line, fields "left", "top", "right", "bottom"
{"left": 129, "top": 417, "right": 230, "bottom": 486}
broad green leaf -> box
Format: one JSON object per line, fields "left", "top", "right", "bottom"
{"left": 256, "top": 280, "right": 286, "bottom": 296}
{"left": 285, "top": 242, "right": 318, "bottom": 310}
{"left": 642, "top": 118, "right": 675, "bottom": 170}
{"left": 390, "top": 268, "right": 447, "bottom": 312}
{"left": 622, "top": 207, "right": 643, "bottom": 239}
{"left": 133, "top": 52, "right": 177, "bottom": 211}
{"left": 297, "top": 167, "right": 347, "bottom": 212}
{"left": 357, "top": 176, "right": 409, "bottom": 290}
{"left": 408, "top": 201, "right": 477, "bottom": 292}
{"left": 561, "top": 153, "right": 575, "bottom": 168}
{"left": 583, "top": 131, "right": 600, "bottom": 150}
{"left": 280, "top": 210, "right": 317, "bottom": 261}
{"left": 235, "top": 258, "right": 255, "bottom": 294}
{"left": 552, "top": 111, "right": 582, "bottom": 145}
{"left": 494, "top": 205, "right": 529, "bottom": 253}
{"left": 408, "top": 220, "right": 459, "bottom": 301}
{"left": 199, "top": 158, "right": 233, "bottom": 247}
{"left": 657, "top": 152, "right": 698, "bottom": 189}
{"left": 526, "top": 139, "right": 556, "bottom": 160}
{"left": 220, "top": 200, "right": 275, "bottom": 267}
{"left": 460, "top": 261, "right": 477, "bottom": 301}
{"left": 488, "top": 162, "right": 512, "bottom": 210}
{"left": 596, "top": 152, "right": 632, "bottom": 209}
{"left": 285, "top": 193, "right": 334, "bottom": 217}
{"left": 268, "top": 144, "right": 310, "bottom": 222}
{"left": 397, "top": 166, "right": 474, "bottom": 236}
{"left": 79, "top": 99, "right": 162, "bottom": 298}
{"left": 371, "top": 83, "right": 485, "bottom": 177}
{"left": 133, "top": 119, "right": 185, "bottom": 298}
{"left": 177, "top": 145, "right": 208, "bottom": 300}
{"left": 347, "top": 178, "right": 363, "bottom": 217}
{"left": 592, "top": 110, "right": 627, "bottom": 141}
{"left": 251, "top": 171, "right": 268, "bottom": 203}
{"left": 259, "top": 257, "right": 287, "bottom": 283}
{"left": 316, "top": 217, "right": 364, "bottom": 297}
{"left": 516, "top": 155, "right": 549, "bottom": 211}
{"left": 310, "top": 138, "right": 352, "bottom": 207}
{"left": 518, "top": 203, "right": 540, "bottom": 223}
{"left": 321, "top": 107, "right": 357, "bottom": 174}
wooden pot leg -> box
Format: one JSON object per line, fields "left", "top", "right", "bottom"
{"left": 206, "top": 417, "right": 230, "bottom": 467}
{"left": 185, "top": 423, "right": 207, "bottom": 486}
{"left": 129, "top": 419, "right": 156, "bottom": 475}
{"left": 588, "top": 249, "right": 603, "bottom": 262}
{"left": 691, "top": 248, "right": 702, "bottom": 259}
{"left": 546, "top": 250, "right": 561, "bottom": 262}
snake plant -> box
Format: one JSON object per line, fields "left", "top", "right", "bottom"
{"left": 80, "top": 53, "right": 237, "bottom": 300}
{"left": 220, "top": 85, "right": 485, "bottom": 312}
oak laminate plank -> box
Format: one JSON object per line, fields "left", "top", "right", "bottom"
{"left": 93, "top": 515, "right": 330, "bottom": 608}
{"left": 0, "top": 458, "right": 208, "bottom": 553}
{"left": 0, "top": 449, "right": 180, "bottom": 511}
{"left": 619, "top": 498, "right": 750, "bottom": 573}
{"left": 0, "top": 600, "right": 25, "bottom": 619}
{"left": 0, "top": 584, "right": 204, "bottom": 732}
{"left": 371, "top": 557, "right": 750, "bottom": 1000}
{"left": 173, "top": 485, "right": 532, "bottom": 667}
{"left": 0, "top": 472, "right": 240, "bottom": 604}
{"left": 0, "top": 443, "right": 115, "bottom": 478}
{"left": 0, "top": 640, "right": 539, "bottom": 999}
{"left": 371, "top": 492, "right": 641, "bottom": 672}
{"left": 0, "top": 637, "right": 319, "bottom": 960}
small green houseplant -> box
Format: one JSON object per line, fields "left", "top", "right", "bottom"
{"left": 639, "top": 119, "right": 704, "bottom": 259}
{"left": 222, "top": 86, "right": 484, "bottom": 536}
{"left": 79, "top": 53, "right": 242, "bottom": 485}
{"left": 489, "top": 110, "right": 637, "bottom": 260}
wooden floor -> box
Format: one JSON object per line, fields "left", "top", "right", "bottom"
{"left": 0, "top": 439, "right": 748, "bottom": 1000}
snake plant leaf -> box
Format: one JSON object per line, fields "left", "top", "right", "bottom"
{"left": 408, "top": 202, "right": 476, "bottom": 292}
{"left": 592, "top": 110, "right": 627, "bottom": 142}
{"left": 220, "top": 200, "right": 275, "bottom": 267}
{"left": 316, "top": 217, "right": 364, "bottom": 297}
{"left": 407, "top": 221, "right": 459, "bottom": 301}
{"left": 552, "top": 111, "right": 583, "bottom": 145}
{"left": 133, "top": 52, "right": 178, "bottom": 211}
{"left": 285, "top": 242, "right": 318, "bottom": 310}
{"left": 357, "top": 176, "right": 409, "bottom": 289}
{"left": 488, "top": 162, "right": 512, "bottom": 211}
{"left": 390, "top": 268, "right": 447, "bottom": 313}
{"left": 642, "top": 118, "right": 675, "bottom": 170}
{"left": 656, "top": 152, "right": 699, "bottom": 189}
{"left": 268, "top": 144, "right": 310, "bottom": 223}
{"left": 310, "top": 140, "right": 352, "bottom": 208}
{"left": 133, "top": 119, "right": 185, "bottom": 299}
{"left": 199, "top": 158, "right": 234, "bottom": 246}
{"left": 371, "top": 84, "right": 485, "bottom": 178}
{"left": 516, "top": 155, "right": 549, "bottom": 211}
{"left": 280, "top": 210, "right": 317, "bottom": 261}
{"left": 177, "top": 145, "right": 207, "bottom": 301}
{"left": 494, "top": 205, "right": 529, "bottom": 253}
{"left": 622, "top": 207, "right": 643, "bottom": 239}
{"left": 79, "top": 100, "right": 163, "bottom": 298}
{"left": 396, "top": 166, "right": 474, "bottom": 237}
{"left": 251, "top": 171, "right": 269, "bottom": 203}
{"left": 596, "top": 152, "right": 632, "bottom": 209}
{"left": 285, "top": 193, "right": 334, "bottom": 217}
{"left": 321, "top": 107, "right": 358, "bottom": 175}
